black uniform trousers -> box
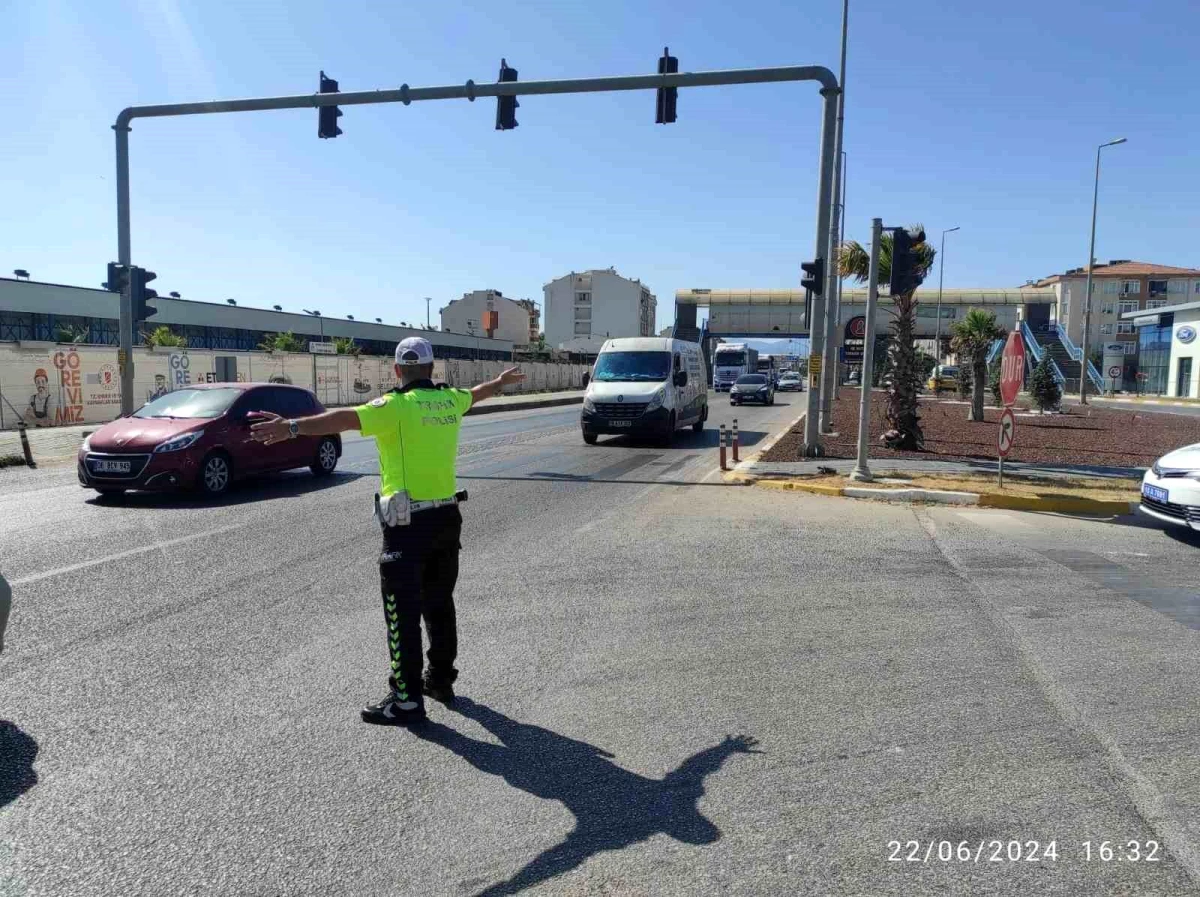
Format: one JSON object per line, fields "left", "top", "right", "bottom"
{"left": 378, "top": 504, "right": 462, "bottom": 705}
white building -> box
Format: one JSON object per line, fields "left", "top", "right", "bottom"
{"left": 1032, "top": 261, "right": 1200, "bottom": 358}
{"left": 1121, "top": 300, "right": 1200, "bottom": 398}
{"left": 543, "top": 269, "right": 656, "bottom": 354}
{"left": 440, "top": 289, "right": 535, "bottom": 345}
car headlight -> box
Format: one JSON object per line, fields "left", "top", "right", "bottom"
{"left": 758, "top": 385, "right": 769, "bottom": 393}
{"left": 646, "top": 388, "right": 666, "bottom": 412}
{"left": 1152, "top": 461, "right": 1163, "bottom": 477}
{"left": 583, "top": 397, "right": 595, "bottom": 412}
{"left": 81, "top": 436, "right": 92, "bottom": 453}
{"left": 154, "top": 430, "right": 204, "bottom": 453}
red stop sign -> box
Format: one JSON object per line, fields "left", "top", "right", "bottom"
{"left": 1000, "top": 331, "right": 1025, "bottom": 407}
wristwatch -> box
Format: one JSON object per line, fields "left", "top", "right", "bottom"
{"left": 287, "top": 419, "right": 299, "bottom": 439}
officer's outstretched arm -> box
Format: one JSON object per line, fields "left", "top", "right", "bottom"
{"left": 470, "top": 367, "right": 526, "bottom": 406}
{"left": 250, "top": 408, "right": 362, "bottom": 446}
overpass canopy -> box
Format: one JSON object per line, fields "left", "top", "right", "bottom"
{"left": 676, "top": 287, "right": 1057, "bottom": 306}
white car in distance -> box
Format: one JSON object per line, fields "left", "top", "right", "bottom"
{"left": 1139, "top": 442, "right": 1200, "bottom": 532}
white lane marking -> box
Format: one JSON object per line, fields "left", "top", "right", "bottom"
{"left": 11, "top": 523, "right": 248, "bottom": 587}
{"left": 700, "top": 467, "right": 725, "bottom": 483}
{"left": 954, "top": 510, "right": 1034, "bottom": 529}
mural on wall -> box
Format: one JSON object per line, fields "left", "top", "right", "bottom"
{"left": 24, "top": 366, "right": 57, "bottom": 426}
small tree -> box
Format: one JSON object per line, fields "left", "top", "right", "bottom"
{"left": 989, "top": 361, "right": 1003, "bottom": 407}
{"left": 56, "top": 323, "right": 89, "bottom": 344}
{"left": 258, "top": 331, "right": 306, "bottom": 353}
{"left": 955, "top": 363, "right": 973, "bottom": 400}
{"left": 1029, "top": 353, "right": 1062, "bottom": 413}
{"left": 334, "top": 336, "right": 360, "bottom": 356}
{"left": 144, "top": 325, "right": 187, "bottom": 348}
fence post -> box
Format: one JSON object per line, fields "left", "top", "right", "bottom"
{"left": 719, "top": 424, "right": 727, "bottom": 471}
{"left": 17, "top": 421, "right": 36, "bottom": 468}
{"left": 732, "top": 418, "right": 739, "bottom": 463}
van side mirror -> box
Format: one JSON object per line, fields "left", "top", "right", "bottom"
{"left": 673, "top": 371, "right": 687, "bottom": 387}
{"left": 581, "top": 372, "right": 590, "bottom": 388}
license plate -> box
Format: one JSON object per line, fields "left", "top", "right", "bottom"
{"left": 1143, "top": 483, "right": 1168, "bottom": 503}
{"left": 609, "top": 420, "right": 632, "bottom": 428}
{"left": 93, "top": 460, "right": 131, "bottom": 474}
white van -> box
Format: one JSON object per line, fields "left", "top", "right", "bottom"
{"left": 581, "top": 338, "right": 708, "bottom": 445}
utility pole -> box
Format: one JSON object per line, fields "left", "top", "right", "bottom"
{"left": 934, "top": 226, "right": 960, "bottom": 362}
{"left": 819, "top": 0, "right": 849, "bottom": 435}
{"left": 849, "top": 218, "right": 881, "bottom": 482}
{"left": 1080, "top": 137, "right": 1127, "bottom": 403}
{"left": 426, "top": 297, "right": 432, "bottom": 329}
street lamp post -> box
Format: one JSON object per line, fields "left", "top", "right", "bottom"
{"left": 303, "top": 309, "right": 325, "bottom": 341}
{"left": 425, "top": 297, "right": 432, "bottom": 329}
{"left": 1080, "top": 137, "right": 1127, "bottom": 404}
{"left": 934, "top": 226, "right": 960, "bottom": 362}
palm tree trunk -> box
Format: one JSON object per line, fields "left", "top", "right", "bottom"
{"left": 970, "top": 353, "right": 986, "bottom": 422}
{"left": 883, "top": 293, "right": 923, "bottom": 450}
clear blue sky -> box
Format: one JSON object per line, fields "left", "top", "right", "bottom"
{"left": 6, "top": 0, "right": 1198, "bottom": 333}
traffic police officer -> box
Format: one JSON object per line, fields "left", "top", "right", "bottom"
{"left": 252, "top": 337, "right": 524, "bottom": 725}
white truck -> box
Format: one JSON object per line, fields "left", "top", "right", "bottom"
{"left": 713, "top": 343, "right": 759, "bottom": 392}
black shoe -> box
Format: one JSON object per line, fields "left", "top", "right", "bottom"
{"left": 360, "top": 692, "right": 427, "bottom": 726}
{"left": 422, "top": 672, "right": 456, "bottom": 705}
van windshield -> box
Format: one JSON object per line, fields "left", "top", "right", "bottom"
{"left": 592, "top": 351, "right": 671, "bottom": 382}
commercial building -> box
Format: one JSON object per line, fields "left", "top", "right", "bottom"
{"left": 543, "top": 268, "right": 656, "bottom": 354}
{"left": 1031, "top": 261, "right": 1200, "bottom": 359}
{"left": 1122, "top": 300, "right": 1200, "bottom": 398}
{"left": 0, "top": 277, "right": 512, "bottom": 361}
{"left": 439, "top": 289, "right": 537, "bottom": 345}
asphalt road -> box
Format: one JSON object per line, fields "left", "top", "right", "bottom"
{"left": 3, "top": 390, "right": 1200, "bottom": 896}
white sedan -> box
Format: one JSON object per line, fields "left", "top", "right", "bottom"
{"left": 1139, "top": 443, "right": 1200, "bottom": 531}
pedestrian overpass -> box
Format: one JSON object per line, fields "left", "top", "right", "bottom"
{"left": 672, "top": 286, "right": 1057, "bottom": 381}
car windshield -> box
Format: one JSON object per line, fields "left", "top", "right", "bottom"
{"left": 737, "top": 374, "right": 767, "bottom": 385}
{"left": 592, "top": 351, "right": 671, "bottom": 382}
{"left": 133, "top": 388, "right": 242, "bottom": 419}
{"left": 781, "top": 374, "right": 799, "bottom": 380}
{"left": 939, "top": 367, "right": 958, "bottom": 377}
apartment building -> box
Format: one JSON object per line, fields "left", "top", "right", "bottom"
{"left": 440, "top": 289, "right": 536, "bottom": 345}
{"left": 1032, "top": 260, "right": 1200, "bottom": 359}
{"left": 543, "top": 268, "right": 656, "bottom": 353}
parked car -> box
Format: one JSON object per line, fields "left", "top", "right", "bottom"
{"left": 927, "top": 365, "right": 958, "bottom": 392}
{"left": 1139, "top": 443, "right": 1200, "bottom": 532}
{"left": 77, "top": 383, "right": 341, "bottom": 498}
{"left": 730, "top": 373, "right": 774, "bottom": 406}
{"left": 777, "top": 372, "right": 803, "bottom": 392}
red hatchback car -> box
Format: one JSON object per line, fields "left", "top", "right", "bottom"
{"left": 77, "top": 383, "right": 341, "bottom": 498}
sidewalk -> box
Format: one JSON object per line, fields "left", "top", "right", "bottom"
{"left": 0, "top": 389, "right": 585, "bottom": 467}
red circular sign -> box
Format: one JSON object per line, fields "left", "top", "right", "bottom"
{"left": 999, "top": 332, "right": 1025, "bottom": 407}
{"left": 998, "top": 408, "right": 1016, "bottom": 458}
{"left": 847, "top": 316, "right": 866, "bottom": 338}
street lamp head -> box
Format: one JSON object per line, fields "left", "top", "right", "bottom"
{"left": 944, "top": 226, "right": 960, "bottom": 234}
{"left": 1104, "top": 137, "right": 1127, "bottom": 147}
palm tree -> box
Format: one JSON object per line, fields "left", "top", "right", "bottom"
{"left": 838, "top": 226, "right": 936, "bottom": 449}
{"left": 949, "top": 309, "right": 1006, "bottom": 422}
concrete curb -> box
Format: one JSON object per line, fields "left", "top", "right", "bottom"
{"left": 724, "top": 409, "right": 806, "bottom": 481}
{"left": 749, "top": 476, "right": 1140, "bottom": 516}
{"left": 465, "top": 395, "right": 583, "bottom": 416}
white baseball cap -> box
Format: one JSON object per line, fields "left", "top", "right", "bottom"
{"left": 395, "top": 337, "right": 434, "bottom": 366}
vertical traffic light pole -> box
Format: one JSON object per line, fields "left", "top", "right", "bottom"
{"left": 801, "top": 87, "right": 839, "bottom": 456}
{"left": 115, "top": 120, "right": 135, "bottom": 415}
{"left": 112, "top": 65, "right": 840, "bottom": 428}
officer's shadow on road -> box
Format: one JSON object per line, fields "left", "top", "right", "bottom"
{"left": 411, "top": 697, "right": 761, "bottom": 897}
{"left": 0, "top": 721, "right": 39, "bottom": 809}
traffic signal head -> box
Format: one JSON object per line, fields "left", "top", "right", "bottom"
{"left": 890, "top": 228, "right": 925, "bottom": 296}
{"left": 130, "top": 266, "right": 158, "bottom": 321}
{"left": 104, "top": 262, "right": 129, "bottom": 293}
{"left": 496, "top": 59, "right": 519, "bottom": 130}
{"left": 801, "top": 258, "right": 824, "bottom": 296}
{"left": 655, "top": 47, "right": 678, "bottom": 124}
{"left": 318, "top": 70, "right": 343, "bottom": 139}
